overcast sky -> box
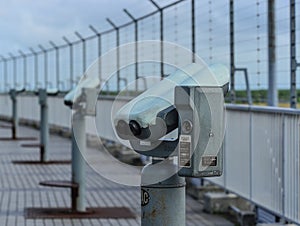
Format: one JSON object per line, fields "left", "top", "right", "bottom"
{"left": 0, "top": 0, "right": 161, "bottom": 55}
{"left": 0, "top": 1, "right": 298, "bottom": 90}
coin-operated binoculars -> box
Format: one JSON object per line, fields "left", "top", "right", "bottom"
{"left": 64, "top": 74, "right": 99, "bottom": 212}
{"left": 0, "top": 88, "right": 36, "bottom": 141}
{"left": 114, "top": 63, "right": 229, "bottom": 226}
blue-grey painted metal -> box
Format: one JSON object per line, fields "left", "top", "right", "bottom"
{"left": 38, "top": 89, "right": 49, "bottom": 162}
{"left": 141, "top": 159, "right": 186, "bottom": 226}
{"left": 9, "top": 89, "right": 18, "bottom": 139}
{"left": 71, "top": 109, "right": 86, "bottom": 212}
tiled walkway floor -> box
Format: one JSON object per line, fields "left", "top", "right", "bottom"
{"left": 0, "top": 123, "right": 233, "bottom": 226}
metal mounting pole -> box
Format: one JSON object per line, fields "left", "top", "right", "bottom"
{"left": 18, "top": 50, "right": 27, "bottom": 90}
{"left": 9, "top": 89, "right": 18, "bottom": 139}
{"left": 8, "top": 53, "right": 17, "bottom": 89}
{"left": 124, "top": 9, "right": 139, "bottom": 91}
{"left": 38, "top": 89, "right": 49, "bottom": 162}
{"left": 71, "top": 106, "right": 86, "bottom": 212}
{"left": 141, "top": 158, "right": 186, "bottom": 226}
{"left": 74, "top": 31, "right": 86, "bottom": 74}
{"left": 0, "top": 55, "right": 8, "bottom": 92}
{"left": 149, "top": 0, "right": 164, "bottom": 78}
{"left": 107, "top": 18, "right": 120, "bottom": 92}
{"left": 29, "top": 48, "right": 39, "bottom": 90}
{"left": 267, "top": 0, "right": 277, "bottom": 106}
{"left": 290, "top": 0, "right": 297, "bottom": 108}
{"left": 63, "top": 36, "right": 74, "bottom": 89}
{"left": 38, "top": 45, "right": 48, "bottom": 89}
{"left": 49, "top": 41, "right": 60, "bottom": 90}
{"left": 89, "top": 25, "right": 102, "bottom": 85}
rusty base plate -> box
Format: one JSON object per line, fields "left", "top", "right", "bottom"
{"left": 21, "top": 143, "right": 41, "bottom": 148}
{"left": 0, "top": 137, "right": 37, "bottom": 141}
{"left": 25, "top": 207, "right": 136, "bottom": 219}
{"left": 12, "top": 160, "right": 71, "bottom": 165}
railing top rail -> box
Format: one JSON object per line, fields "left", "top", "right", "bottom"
{"left": 226, "top": 103, "right": 300, "bottom": 115}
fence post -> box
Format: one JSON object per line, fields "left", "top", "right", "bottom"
{"left": 49, "top": 41, "right": 60, "bottom": 90}
{"left": 267, "top": 0, "right": 277, "bottom": 106}
{"left": 229, "top": 0, "right": 235, "bottom": 103}
{"left": 149, "top": 0, "right": 164, "bottom": 78}
{"left": 124, "top": 9, "right": 139, "bottom": 91}
{"left": 106, "top": 18, "right": 120, "bottom": 92}
{"left": 18, "top": 50, "right": 28, "bottom": 90}
{"left": 62, "top": 36, "right": 74, "bottom": 90}
{"left": 290, "top": 0, "right": 297, "bottom": 108}
{"left": 29, "top": 48, "right": 39, "bottom": 90}
{"left": 74, "top": 31, "right": 87, "bottom": 75}
{"left": 89, "top": 25, "right": 102, "bottom": 86}
{"left": 38, "top": 45, "right": 48, "bottom": 89}
{"left": 0, "top": 55, "right": 8, "bottom": 92}
{"left": 8, "top": 53, "right": 17, "bottom": 89}
{"left": 191, "top": 0, "right": 196, "bottom": 63}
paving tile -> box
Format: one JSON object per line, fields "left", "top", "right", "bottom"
{"left": 0, "top": 124, "right": 234, "bottom": 226}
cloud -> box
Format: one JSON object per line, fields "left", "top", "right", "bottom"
{"left": 0, "top": 0, "right": 145, "bottom": 54}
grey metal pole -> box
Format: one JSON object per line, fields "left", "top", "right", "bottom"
{"left": 38, "top": 89, "right": 49, "bottom": 162}
{"left": 63, "top": 36, "right": 74, "bottom": 90}
{"left": 0, "top": 55, "right": 8, "bottom": 92}
{"left": 89, "top": 25, "right": 102, "bottom": 84}
{"left": 74, "top": 31, "right": 86, "bottom": 74}
{"left": 49, "top": 41, "right": 60, "bottom": 90}
{"left": 38, "top": 45, "right": 48, "bottom": 89}
{"left": 8, "top": 53, "right": 17, "bottom": 89}
{"left": 123, "top": 9, "right": 139, "bottom": 91}
{"left": 229, "top": 0, "right": 235, "bottom": 103}
{"left": 149, "top": 0, "right": 164, "bottom": 78}
{"left": 141, "top": 158, "right": 185, "bottom": 226}
{"left": 29, "top": 48, "right": 39, "bottom": 90}
{"left": 71, "top": 109, "right": 86, "bottom": 212}
{"left": 107, "top": 18, "right": 120, "bottom": 92}
{"left": 267, "top": 0, "right": 277, "bottom": 106}
{"left": 9, "top": 89, "right": 18, "bottom": 139}
{"left": 290, "top": 0, "right": 297, "bottom": 108}
{"left": 18, "top": 50, "right": 27, "bottom": 90}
